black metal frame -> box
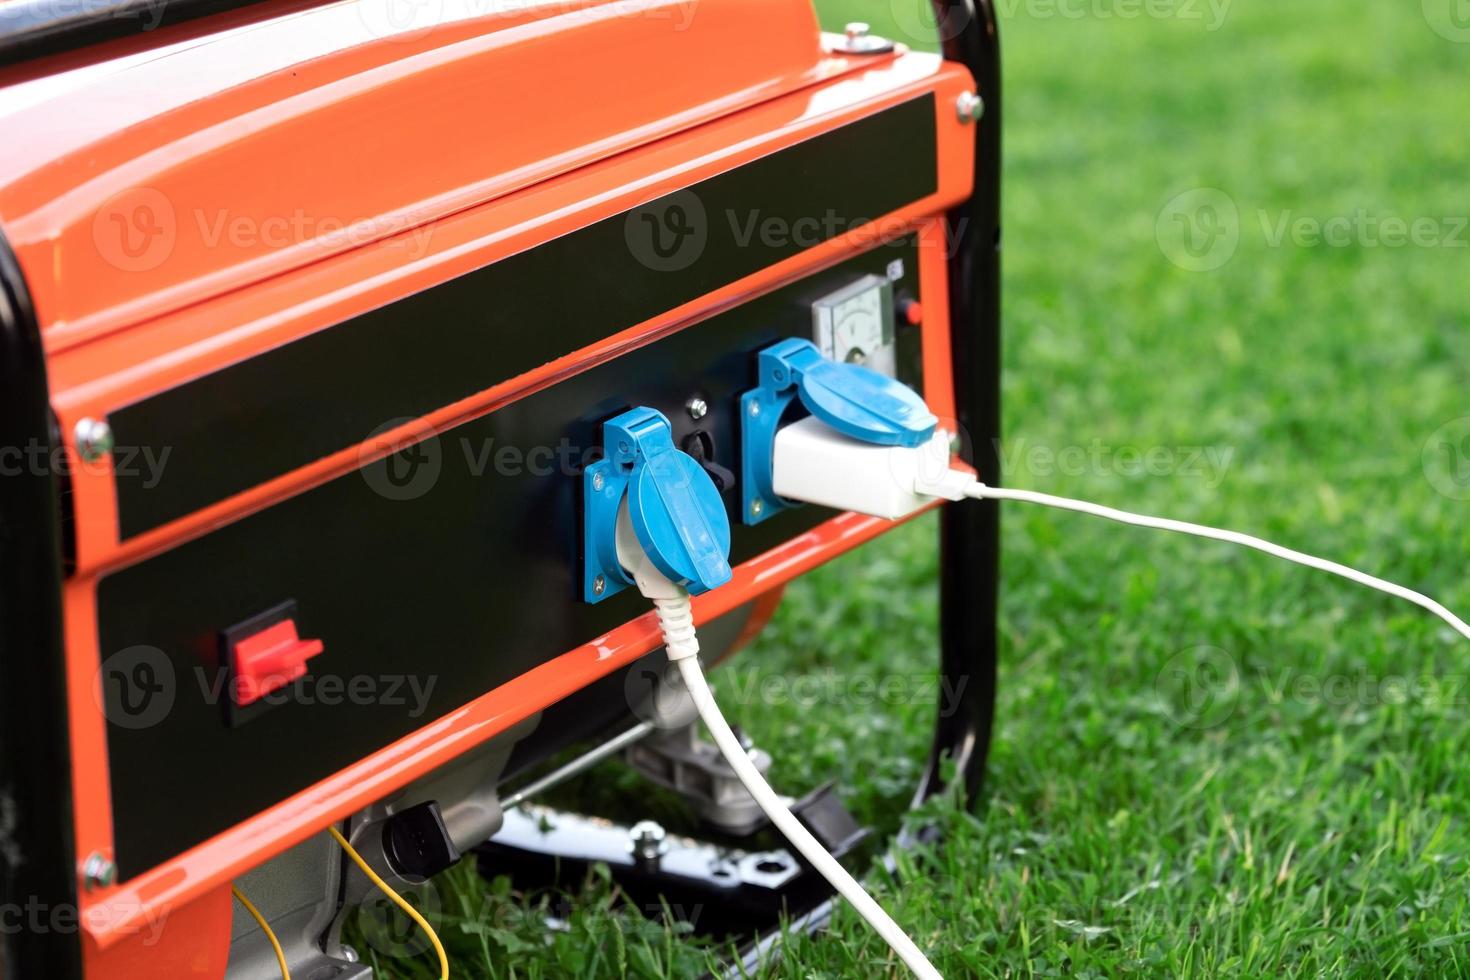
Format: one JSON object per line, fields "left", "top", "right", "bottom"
{"left": 920, "top": 0, "right": 1003, "bottom": 810}
{"left": 0, "top": 234, "right": 83, "bottom": 977}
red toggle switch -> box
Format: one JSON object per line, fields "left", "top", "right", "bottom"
{"left": 230, "top": 618, "right": 323, "bottom": 706}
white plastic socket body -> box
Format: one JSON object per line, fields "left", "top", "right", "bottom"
{"left": 771, "top": 416, "right": 961, "bottom": 520}
{"left": 614, "top": 501, "right": 685, "bottom": 600}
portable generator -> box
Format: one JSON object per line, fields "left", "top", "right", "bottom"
{"left": 0, "top": 1, "right": 1001, "bottom": 976}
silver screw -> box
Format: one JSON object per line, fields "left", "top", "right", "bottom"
{"left": 592, "top": 471, "right": 606, "bottom": 492}
{"left": 340, "top": 945, "right": 360, "bottom": 964}
{"left": 835, "top": 20, "right": 895, "bottom": 55}
{"left": 956, "top": 91, "right": 984, "bottom": 124}
{"left": 686, "top": 397, "right": 708, "bottom": 421}
{"left": 750, "top": 499, "right": 764, "bottom": 518}
{"left": 629, "top": 820, "right": 668, "bottom": 863}
{"left": 749, "top": 401, "right": 761, "bottom": 417}
{"left": 82, "top": 852, "right": 116, "bottom": 891}
{"left": 75, "top": 418, "right": 114, "bottom": 461}
{"left": 593, "top": 575, "right": 606, "bottom": 596}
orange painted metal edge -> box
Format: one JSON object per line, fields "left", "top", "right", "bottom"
{"left": 81, "top": 883, "right": 231, "bottom": 979}
{"left": 720, "top": 586, "right": 788, "bottom": 664}
{"left": 79, "top": 505, "right": 941, "bottom": 948}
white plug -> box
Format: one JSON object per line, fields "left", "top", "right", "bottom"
{"left": 772, "top": 415, "right": 964, "bottom": 519}
{"left": 614, "top": 501, "right": 700, "bottom": 661}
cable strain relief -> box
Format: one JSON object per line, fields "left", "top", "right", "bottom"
{"left": 653, "top": 596, "right": 701, "bottom": 661}
{"left": 913, "top": 467, "right": 979, "bottom": 502}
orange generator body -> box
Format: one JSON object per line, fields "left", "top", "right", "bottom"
{"left": 0, "top": 0, "right": 1001, "bottom": 976}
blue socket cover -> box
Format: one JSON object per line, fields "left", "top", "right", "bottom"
{"left": 740, "top": 338, "right": 938, "bottom": 525}
{"left": 583, "top": 407, "right": 732, "bottom": 603}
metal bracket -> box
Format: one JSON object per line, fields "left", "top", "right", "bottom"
{"left": 477, "top": 800, "right": 868, "bottom": 943}
{"left": 624, "top": 725, "right": 774, "bottom": 836}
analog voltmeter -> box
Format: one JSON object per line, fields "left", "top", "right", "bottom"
{"left": 811, "top": 274, "right": 897, "bottom": 378}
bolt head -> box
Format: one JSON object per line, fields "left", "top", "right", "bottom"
{"left": 82, "top": 852, "right": 116, "bottom": 890}
{"left": 592, "top": 470, "right": 606, "bottom": 492}
{"left": 956, "top": 91, "right": 984, "bottom": 124}
{"left": 835, "top": 20, "right": 894, "bottom": 55}
{"left": 749, "top": 401, "right": 761, "bottom": 417}
{"left": 750, "top": 499, "right": 764, "bottom": 517}
{"left": 630, "top": 820, "right": 669, "bottom": 861}
{"left": 75, "top": 417, "right": 114, "bottom": 461}
{"left": 593, "top": 575, "right": 606, "bottom": 595}
{"left": 686, "top": 397, "right": 708, "bottom": 421}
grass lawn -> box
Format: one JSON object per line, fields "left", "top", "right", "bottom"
{"left": 361, "top": 1, "right": 1470, "bottom": 975}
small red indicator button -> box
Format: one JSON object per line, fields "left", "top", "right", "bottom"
{"left": 230, "top": 619, "right": 323, "bottom": 706}
{"left": 901, "top": 299, "right": 924, "bottom": 326}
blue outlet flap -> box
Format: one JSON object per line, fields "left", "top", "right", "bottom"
{"left": 758, "top": 338, "right": 936, "bottom": 448}
{"left": 584, "top": 407, "right": 731, "bottom": 602}
{"left": 629, "top": 450, "right": 732, "bottom": 593}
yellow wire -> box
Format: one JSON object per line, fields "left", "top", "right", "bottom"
{"left": 231, "top": 884, "right": 291, "bottom": 980}
{"left": 327, "top": 825, "right": 449, "bottom": 980}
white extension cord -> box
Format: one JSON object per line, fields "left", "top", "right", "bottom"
{"left": 774, "top": 416, "right": 1470, "bottom": 642}
{"left": 671, "top": 656, "right": 942, "bottom": 980}
{"left": 613, "top": 505, "right": 944, "bottom": 980}
{"left": 951, "top": 483, "right": 1470, "bottom": 641}
{"left": 608, "top": 417, "right": 1470, "bottom": 980}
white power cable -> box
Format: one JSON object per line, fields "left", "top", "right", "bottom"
{"left": 769, "top": 419, "right": 1470, "bottom": 642}
{"left": 684, "top": 414, "right": 1470, "bottom": 978}
{"left": 668, "top": 647, "right": 941, "bottom": 980}
{"left": 609, "top": 412, "right": 1470, "bottom": 980}
{"left": 948, "top": 481, "right": 1470, "bottom": 642}
{"left": 612, "top": 504, "right": 942, "bottom": 980}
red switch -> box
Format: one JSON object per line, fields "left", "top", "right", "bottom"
{"left": 230, "top": 618, "right": 323, "bottom": 707}
{"left": 899, "top": 298, "right": 924, "bottom": 327}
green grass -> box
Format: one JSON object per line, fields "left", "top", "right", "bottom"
{"left": 360, "top": 1, "right": 1470, "bottom": 975}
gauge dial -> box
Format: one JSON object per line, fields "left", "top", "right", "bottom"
{"left": 811, "top": 274, "right": 896, "bottom": 374}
